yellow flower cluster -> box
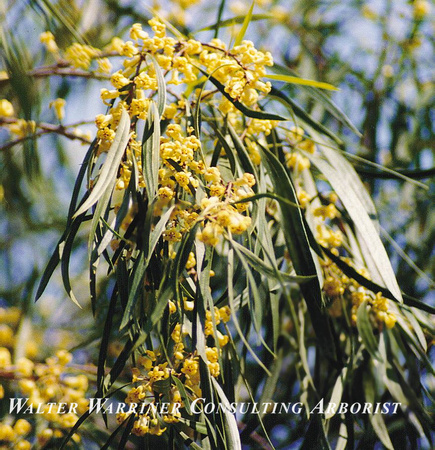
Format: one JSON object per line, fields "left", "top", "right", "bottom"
{"left": 33, "top": 19, "right": 278, "bottom": 255}
{"left": 0, "top": 348, "right": 89, "bottom": 446}
{"left": 0, "top": 307, "right": 37, "bottom": 357}
{"left": 321, "top": 254, "right": 397, "bottom": 330}
{"left": 284, "top": 126, "right": 317, "bottom": 172}
{"left": 351, "top": 291, "right": 397, "bottom": 329}
{"left": 116, "top": 302, "right": 231, "bottom": 436}
{"left": 0, "top": 99, "right": 14, "bottom": 117}
{"left": 0, "top": 419, "right": 32, "bottom": 450}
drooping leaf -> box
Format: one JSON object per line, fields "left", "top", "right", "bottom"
{"left": 212, "top": 377, "right": 242, "bottom": 450}
{"left": 265, "top": 74, "right": 339, "bottom": 91}
{"left": 199, "top": 13, "right": 273, "bottom": 32}
{"left": 73, "top": 109, "right": 131, "bottom": 218}
{"left": 356, "top": 301, "right": 382, "bottom": 361}
{"left": 233, "top": 1, "right": 254, "bottom": 47}
{"left": 260, "top": 145, "right": 337, "bottom": 360}
{"left": 142, "top": 102, "right": 160, "bottom": 200}
{"left": 307, "top": 149, "right": 402, "bottom": 303}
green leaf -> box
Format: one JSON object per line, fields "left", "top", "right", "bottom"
{"left": 197, "top": 69, "right": 287, "bottom": 121}
{"left": 227, "top": 247, "right": 271, "bottom": 375}
{"left": 119, "top": 205, "right": 174, "bottom": 330}
{"left": 233, "top": 2, "right": 254, "bottom": 47}
{"left": 259, "top": 145, "right": 337, "bottom": 359}
{"left": 268, "top": 87, "right": 343, "bottom": 146}
{"left": 300, "top": 414, "right": 331, "bottom": 450}
{"left": 227, "top": 124, "right": 258, "bottom": 187}
{"left": 174, "top": 428, "right": 204, "bottom": 449}
{"left": 363, "top": 368, "right": 394, "bottom": 450}
{"left": 307, "top": 149, "right": 402, "bottom": 303}
{"left": 356, "top": 301, "right": 382, "bottom": 361}
{"left": 211, "top": 377, "right": 242, "bottom": 450}
{"left": 265, "top": 74, "right": 339, "bottom": 91}
{"left": 73, "top": 109, "right": 131, "bottom": 218}
{"left": 60, "top": 217, "right": 85, "bottom": 309}
{"left": 325, "top": 367, "right": 348, "bottom": 419}
{"left": 270, "top": 64, "right": 360, "bottom": 135}
{"left": 148, "top": 55, "right": 167, "bottom": 117}
{"left": 198, "top": 13, "right": 273, "bottom": 32}
{"left": 88, "top": 181, "right": 113, "bottom": 260}
{"left": 171, "top": 375, "right": 193, "bottom": 416}
{"left": 143, "top": 102, "right": 160, "bottom": 200}
{"left": 229, "top": 239, "right": 315, "bottom": 284}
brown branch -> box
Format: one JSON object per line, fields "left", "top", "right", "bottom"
{"left": 0, "top": 117, "right": 93, "bottom": 151}
{"left": 30, "top": 66, "right": 111, "bottom": 80}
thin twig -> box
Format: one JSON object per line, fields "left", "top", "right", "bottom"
{"left": 0, "top": 117, "right": 93, "bottom": 151}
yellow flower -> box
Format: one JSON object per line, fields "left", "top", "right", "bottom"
{"left": 37, "top": 428, "right": 54, "bottom": 446}
{"left": 323, "top": 276, "right": 344, "bottom": 298}
{"left": 49, "top": 98, "right": 66, "bottom": 121}
{"left": 0, "top": 347, "right": 11, "bottom": 368}
{"left": 185, "top": 252, "right": 196, "bottom": 269}
{"left": 13, "top": 419, "right": 31, "bottom": 436}
{"left": 40, "top": 31, "right": 58, "bottom": 53}
{"left": 105, "top": 37, "right": 125, "bottom": 53}
{"left": 130, "top": 23, "right": 149, "bottom": 41}
{"left": 384, "top": 314, "right": 397, "bottom": 329}
{"left": 168, "top": 300, "right": 177, "bottom": 315}
{"left": 96, "top": 57, "right": 112, "bottom": 74}
{"left": 0, "top": 424, "right": 15, "bottom": 441}
{"left": 0, "top": 99, "right": 14, "bottom": 117}
{"left": 64, "top": 374, "right": 88, "bottom": 391}
{"left": 65, "top": 43, "right": 99, "bottom": 70}
{"left": 149, "top": 18, "right": 166, "bottom": 38}
{"left": 181, "top": 357, "right": 199, "bottom": 376}
{"left": 16, "top": 440, "right": 32, "bottom": 450}
{"left": 56, "top": 349, "right": 72, "bottom": 365}
{"left": 16, "top": 357, "right": 34, "bottom": 377}
{"left": 111, "top": 70, "right": 131, "bottom": 89}
{"left": 0, "top": 324, "right": 14, "bottom": 346}
{"left": 413, "top": 0, "right": 430, "bottom": 19}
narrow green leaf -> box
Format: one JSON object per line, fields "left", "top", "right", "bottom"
{"left": 60, "top": 217, "right": 85, "bottom": 309}
{"left": 271, "top": 63, "right": 361, "bottom": 135}
{"left": 88, "top": 182, "right": 113, "bottom": 260}
{"left": 269, "top": 87, "right": 343, "bottom": 146}
{"left": 321, "top": 245, "right": 435, "bottom": 313}
{"left": 363, "top": 369, "right": 394, "bottom": 450}
{"left": 67, "top": 140, "right": 97, "bottom": 225}
{"left": 199, "top": 13, "right": 272, "bottom": 32}
{"left": 308, "top": 150, "right": 402, "bottom": 302}
{"left": 227, "top": 124, "right": 258, "bottom": 187}
{"left": 197, "top": 69, "right": 287, "bottom": 121}
{"left": 171, "top": 375, "right": 193, "bottom": 416}
{"left": 227, "top": 247, "right": 271, "bottom": 375}
{"left": 148, "top": 55, "right": 167, "bottom": 117}
{"left": 229, "top": 239, "right": 315, "bottom": 284}
{"left": 234, "top": 2, "right": 254, "bottom": 47}
{"left": 300, "top": 414, "right": 331, "bottom": 450}
{"left": 356, "top": 301, "right": 382, "bottom": 361}
{"left": 143, "top": 102, "right": 160, "bottom": 199}
{"left": 176, "top": 418, "right": 208, "bottom": 436}
{"left": 211, "top": 377, "right": 242, "bottom": 450}
{"left": 73, "top": 109, "right": 131, "bottom": 218}
{"left": 213, "top": 0, "right": 226, "bottom": 38}
{"left": 265, "top": 74, "right": 339, "bottom": 91}
{"left": 119, "top": 205, "right": 174, "bottom": 330}
{"left": 260, "top": 145, "right": 336, "bottom": 359}
{"left": 175, "top": 428, "right": 204, "bottom": 450}
{"left": 97, "top": 286, "right": 119, "bottom": 395}
{"left": 325, "top": 367, "right": 347, "bottom": 419}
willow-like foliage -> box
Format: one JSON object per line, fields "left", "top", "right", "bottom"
{"left": 0, "top": 1, "right": 433, "bottom": 449}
